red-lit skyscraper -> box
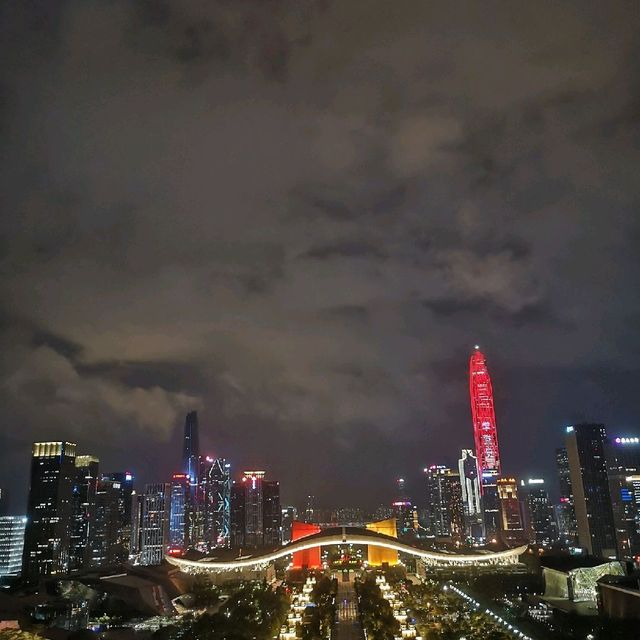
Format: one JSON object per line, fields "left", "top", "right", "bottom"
{"left": 469, "top": 347, "right": 502, "bottom": 538}
{"left": 469, "top": 347, "right": 501, "bottom": 478}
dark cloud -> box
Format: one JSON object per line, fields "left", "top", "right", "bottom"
{"left": 301, "top": 241, "right": 387, "bottom": 261}
{"left": 1, "top": 0, "right": 639, "bottom": 510}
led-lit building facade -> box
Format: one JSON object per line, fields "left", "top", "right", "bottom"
{"left": 69, "top": 455, "right": 99, "bottom": 571}
{"left": 169, "top": 473, "right": 190, "bottom": 551}
{"left": 243, "top": 471, "right": 265, "bottom": 548}
{"left": 556, "top": 447, "right": 578, "bottom": 546}
{"left": 606, "top": 436, "right": 640, "bottom": 560}
{"left": 497, "top": 478, "right": 525, "bottom": 544}
{"left": 365, "top": 518, "right": 398, "bottom": 565}
{"left": 566, "top": 424, "right": 617, "bottom": 558}
{"left": 200, "top": 457, "right": 231, "bottom": 548}
{"left": 22, "top": 442, "right": 77, "bottom": 581}
{"left": 291, "top": 521, "right": 322, "bottom": 569}
{"left": 469, "top": 347, "right": 501, "bottom": 536}
{"left": 0, "top": 516, "right": 26, "bottom": 577}
{"left": 458, "top": 449, "right": 484, "bottom": 539}
{"left": 182, "top": 411, "right": 200, "bottom": 485}
{"left": 140, "top": 483, "right": 171, "bottom": 566}
{"left": 424, "top": 466, "right": 464, "bottom": 540}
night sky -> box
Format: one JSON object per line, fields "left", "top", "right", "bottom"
{"left": 1, "top": 1, "right": 639, "bottom": 512}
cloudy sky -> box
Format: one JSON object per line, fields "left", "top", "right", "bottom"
{"left": 1, "top": 1, "right": 639, "bottom": 510}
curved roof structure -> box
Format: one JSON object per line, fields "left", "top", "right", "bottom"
{"left": 165, "top": 526, "right": 527, "bottom": 572}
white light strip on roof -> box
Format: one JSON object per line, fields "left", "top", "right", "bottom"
{"left": 166, "top": 532, "right": 527, "bottom": 571}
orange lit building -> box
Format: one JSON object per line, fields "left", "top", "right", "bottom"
{"left": 365, "top": 518, "right": 398, "bottom": 565}
{"left": 291, "top": 521, "right": 322, "bottom": 568}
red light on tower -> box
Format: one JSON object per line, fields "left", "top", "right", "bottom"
{"left": 469, "top": 346, "right": 501, "bottom": 487}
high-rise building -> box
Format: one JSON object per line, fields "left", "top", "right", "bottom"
{"left": 303, "top": 495, "right": 315, "bottom": 524}
{"left": 181, "top": 412, "right": 201, "bottom": 548}
{"left": 606, "top": 436, "right": 640, "bottom": 560}
{"left": 243, "top": 471, "right": 265, "bottom": 548}
{"left": 92, "top": 476, "right": 126, "bottom": 567}
{"left": 100, "top": 472, "right": 134, "bottom": 561}
{"left": 0, "top": 488, "right": 7, "bottom": 516}
{"left": 200, "top": 457, "right": 231, "bottom": 548}
{"left": 88, "top": 472, "right": 134, "bottom": 567}
{"left": 281, "top": 506, "right": 297, "bottom": 544}
{"left": 140, "top": 483, "right": 171, "bottom": 566}
{"left": 229, "top": 472, "right": 281, "bottom": 549}
{"left": 458, "top": 449, "right": 484, "bottom": 539}
{"left": 0, "top": 516, "right": 27, "bottom": 577}
{"left": 230, "top": 483, "right": 246, "bottom": 548}
{"left": 521, "top": 479, "right": 555, "bottom": 547}
{"left": 565, "top": 424, "right": 617, "bottom": 558}
{"left": 392, "top": 477, "right": 414, "bottom": 535}
{"left": 555, "top": 447, "right": 578, "bottom": 546}
{"left": 130, "top": 491, "right": 143, "bottom": 557}
{"left": 169, "top": 473, "right": 190, "bottom": 551}
{"left": 423, "top": 466, "right": 464, "bottom": 540}
{"left": 496, "top": 478, "right": 525, "bottom": 544}
{"left": 22, "top": 442, "right": 77, "bottom": 581}
{"left": 69, "top": 455, "right": 99, "bottom": 571}
{"left": 182, "top": 411, "right": 200, "bottom": 484}
{"left": 469, "top": 347, "right": 502, "bottom": 537}
{"left": 263, "top": 480, "right": 281, "bottom": 547}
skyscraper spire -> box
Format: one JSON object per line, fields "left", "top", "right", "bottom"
{"left": 469, "top": 347, "right": 501, "bottom": 479}
{"left": 182, "top": 411, "right": 200, "bottom": 484}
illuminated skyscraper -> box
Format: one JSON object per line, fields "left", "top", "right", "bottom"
{"left": 69, "top": 455, "right": 99, "bottom": 571}
{"left": 243, "top": 471, "right": 265, "bottom": 547}
{"left": 392, "top": 477, "right": 414, "bottom": 535}
{"left": 169, "top": 473, "right": 190, "bottom": 551}
{"left": 458, "top": 449, "right": 484, "bottom": 539}
{"left": 182, "top": 411, "right": 200, "bottom": 484}
{"left": 0, "top": 516, "right": 26, "bottom": 577}
{"left": 22, "top": 442, "right": 77, "bottom": 581}
{"left": 281, "top": 506, "right": 297, "bottom": 544}
{"left": 263, "top": 480, "right": 282, "bottom": 547}
{"left": 521, "top": 479, "right": 555, "bottom": 547}
{"left": 496, "top": 478, "right": 525, "bottom": 544}
{"left": 200, "top": 457, "right": 231, "bottom": 548}
{"left": 99, "top": 472, "right": 134, "bottom": 561}
{"left": 469, "top": 347, "right": 501, "bottom": 536}
{"left": 424, "top": 466, "right": 464, "bottom": 540}
{"left": 229, "top": 472, "right": 280, "bottom": 549}
{"left": 92, "top": 474, "right": 131, "bottom": 566}
{"left": 565, "top": 424, "right": 616, "bottom": 558}
{"left": 606, "top": 436, "right": 640, "bottom": 560}
{"left": 555, "top": 446, "right": 578, "bottom": 546}
{"left": 140, "top": 483, "right": 171, "bottom": 565}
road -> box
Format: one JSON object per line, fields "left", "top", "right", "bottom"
{"left": 333, "top": 578, "right": 364, "bottom": 640}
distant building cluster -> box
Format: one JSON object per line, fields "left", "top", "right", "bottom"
{"left": 1, "top": 348, "right": 639, "bottom": 585}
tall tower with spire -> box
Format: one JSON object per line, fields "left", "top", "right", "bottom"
{"left": 469, "top": 347, "right": 502, "bottom": 539}
{"left": 182, "top": 411, "right": 200, "bottom": 485}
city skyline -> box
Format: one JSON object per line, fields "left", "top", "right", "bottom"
{"left": 3, "top": 348, "right": 640, "bottom": 513}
